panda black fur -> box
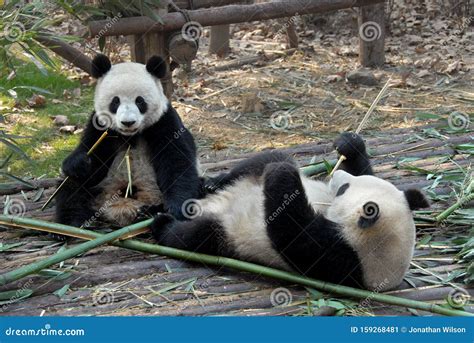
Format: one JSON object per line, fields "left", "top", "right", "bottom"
{"left": 55, "top": 55, "right": 202, "bottom": 229}
{"left": 151, "top": 133, "right": 429, "bottom": 291}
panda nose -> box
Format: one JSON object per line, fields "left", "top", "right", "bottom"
{"left": 121, "top": 120, "right": 136, "bottom": 127}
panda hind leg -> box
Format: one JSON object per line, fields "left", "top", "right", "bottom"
{"left": 151, "top": 213, "right": 229, "bottom": 256}
{"left": 263, "top": 162, "right": 316, "bottom": 229}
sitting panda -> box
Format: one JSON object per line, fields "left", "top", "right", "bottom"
{"left": 151, "top": 133, "right": 429, "bottom": 291}
{"left": 55, "top": 54, "right": 202, "bottom": 230}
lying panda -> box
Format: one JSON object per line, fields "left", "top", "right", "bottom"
{"left": 55, "top": 54, "right": 201, "bottom": 229}
{"left": 151, "top": 133, "right": 429, "bottom": 291}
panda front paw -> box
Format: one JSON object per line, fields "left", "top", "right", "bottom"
{"left": 150, "top": 213, "right": 176, "bottom": 242}
{"left": 62, "top": 152, "right": 92, "bottom": 180}
{"left": 203, "top": 178, "right": 220, "bottom": 194}
{"left": 333, "top": 132, "right": 368, "bottom": 160}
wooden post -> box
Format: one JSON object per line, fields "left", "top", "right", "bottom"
{"left": 209, "top": 24, "right": 230, "bottom": 57}
{"left": 358, "top": 2, "right": 385, "bottom": 67}
{"left": 286, "top": 21, "right": 298, "bottom": 49}
{"left": 129, "top": 3, "right": 173, "bottom": 97}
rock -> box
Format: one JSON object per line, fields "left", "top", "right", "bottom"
{"left": 326, "top": 74, "right": 344, "bottom": 83}
{"left": 59, "top": 125, "right": 76, "bottom": 134}
{"left": 346, "top": 69, "right": 379, "bottom": 86}
{"left": 52, "top": 115, "right": 69, "bottom": 126}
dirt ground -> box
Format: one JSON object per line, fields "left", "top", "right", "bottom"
{"left": 162, "top": 6, "right": 472, "bottom": 161}
{"left": 68, "top": 3, "right": 472, "bottom": 159}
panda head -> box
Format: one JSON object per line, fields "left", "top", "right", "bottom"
{"left": 327, "top": 170, "right": 429, "bottom": 291}
{"left": 91, "top": 54, "right": 168, "bottom": 136}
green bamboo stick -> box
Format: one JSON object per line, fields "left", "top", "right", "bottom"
{"left": 0, "top": 216, "right": 152, "bottom": 286}
{"left": 435, "top": 180, "right": 474, "bottom": 222}
{"left": 301, "top": 159, "right": 337, "bottom": 176}
{"left": 0, "top": 215, "right": 471, "bottom": 317}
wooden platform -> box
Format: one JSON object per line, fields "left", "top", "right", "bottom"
{"left": 0, "top": 126, "right": 472, "bottom": 316}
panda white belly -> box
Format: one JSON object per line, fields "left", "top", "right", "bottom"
{"left": 93, "top": 138, "right": 163, "bottom": 226}
{"left": 200, "top": 177, "right": 291, "bottom": 270}
{"left": 199, "top": 175, "right": 333, "bottom": 270}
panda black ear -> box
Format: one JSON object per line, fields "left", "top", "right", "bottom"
{"left": 146, "top": 56, "right": 167, "bottom": 79}
{"left": 91, "top": 54, "right": 111, "bottom": 78}
{"left": 404, "top": 189, "right": 430, "bottom": 210}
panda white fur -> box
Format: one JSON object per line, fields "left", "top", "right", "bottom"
{"left": 55, "top": 55, "right": 202, "bottom": 231}
{"left": 151, "top": 133, "right": 429, "bottom": 291}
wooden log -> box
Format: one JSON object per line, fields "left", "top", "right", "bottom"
{"left": 358, "top": 2, "right": 385, "bottom": 67}
{"left": 286, "top": 20, "right": 299, "bottom": 49}
{"left": 169, "top": 32, "right": 199, "bottom": 71}
{"left": 173, "top": 0, "right": 251, "bottom": 9}
{"left": 36, "top": 36, "right": 92, "bottom": 75}
{"left": 89, "top": 0, "right": 386, "bottom": 37}
{"left": 209, "top": 24, "right": 230, "bottom": 57}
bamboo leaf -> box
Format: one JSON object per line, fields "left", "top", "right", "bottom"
{"left": 53, "top": 284, "right": 70, "bottom": 298}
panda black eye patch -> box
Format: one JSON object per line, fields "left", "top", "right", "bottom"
{"left": 135, "top": 96, "right": 148, "bottom": 114}
{"left": 109, "top": 96, "right": 120, "bottom": 114}
{"left": 336, "top": 183, "right": 350, "bottom": 197}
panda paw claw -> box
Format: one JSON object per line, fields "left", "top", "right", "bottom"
{"left": 333, "top": 132, "right": 367, "bottom": 160}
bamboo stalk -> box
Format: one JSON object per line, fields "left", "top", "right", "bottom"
{"left": 435, "top": 189, "right": 474, "bottom": 222}
{"left": 300, "top": 159, "right": 337, "bottom": 176}
{"left": 40, "top": 131, "right": 109, "bottom": 211}
{"left": 0, "top": 215, "right": 471, "bottom": 317}
{"left": 0, "top": 216, "right": 151, "bottom": 286}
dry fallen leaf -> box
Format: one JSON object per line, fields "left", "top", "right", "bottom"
{"left": 27, "top": 94, "right": 46, "bottom": 108}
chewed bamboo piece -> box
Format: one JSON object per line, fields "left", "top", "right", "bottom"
{"left": 40, "top": 130, "right": 109, "bottom": 211}
{"left": 329, "top": 78, "right": 392, "bottom": 177}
